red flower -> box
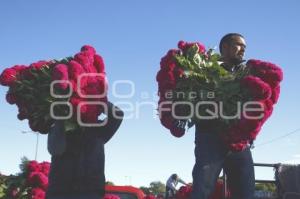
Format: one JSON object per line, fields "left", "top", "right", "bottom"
{"left": 247, "top": 59, "right": 283, "bottom": 88}
{"left": 74, "top": 52, "right": 96, "bottom": 73}
{"left": 30, "top": 187, "right": 45, "bottom": 199}
{"left": 271, "top": 85, "right": 280, "bottom": 104}
{"left": 81, "top": 45, "right": 96, "bottom": 55}
{"left": 27, "top": 172, "right": 48, "bottom": 190}
{"left": 176, "top": 185, "right": 192, "bottom": 199}
{"left": 6, "top": 92, "right": 17, "bottom": 104}
{"left": 178, "top": 41, "right": 206, "bottom": 54}
{"left": 156, "top": 70, "right": 176, "bottom": 91}
{"left": 39, "top": 161, "right": 50, "bottom": 176}
{"left": 178, "top": 40, "right": 186, "bottom": 50}
{"left": 169, "top": 125, "right": 185, "bottom": 138}
{"left": 52, "top": 64, "right": 69, "bottom": 90}
{"left": 27, "top": 161, "right": 41, "bottom": 173}
{"left": 68, "top": 60, "right": 85, "bottom": 80}
{"left": 30, "top": 61, "right": 50, "bottom": 70}
{"left": 241, "top": 75, "right": 272, "bottom": 100}
{"left": 20, "top": 67, "right": 34, "bottom": 80}
{"left": 8, "top": 186, "right": 19, "bottom": 198}
{"left": 196, "top": 42, "right": 206, "bottom": 54}
{"left": 81, "top": 104, "right": 102, "bottom": 123}
{"left": 68, "top": 60, "right": 86, "bottom": 92}
{"left": 0, "top": 68, "right": 18, "bottom": 86}
{"left": 94, "top": 54, "right": 105, "bottom": 73}
{"left": 160, "top": 50, "right": 179, "bottom": 71}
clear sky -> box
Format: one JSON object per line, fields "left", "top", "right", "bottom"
{"left": 1, "top": 0, "right": 300, "bottom": 187}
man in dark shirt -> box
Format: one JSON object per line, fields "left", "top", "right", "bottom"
{"left": 46, "top": 101, "right": 124, "bottom": 199}
{"left": 189, "top": 33, "right": 255, "bottom": 199}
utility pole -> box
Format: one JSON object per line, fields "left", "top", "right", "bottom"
{"left": 21, "top": 130, "right": 39, "bottom": 160}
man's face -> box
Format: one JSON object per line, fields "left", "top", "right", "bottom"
{"left": 223, "top": 36, "right": 246, "bottom": 64}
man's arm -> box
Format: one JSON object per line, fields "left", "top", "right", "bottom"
{"left": 95, "top": 101, "right": 124, "bottom": 144}
{"left": 47, "top": 120, "right": 66, "bottom": 156}
{"left": 178, "top": 178, "right": 188, "bottom": 186}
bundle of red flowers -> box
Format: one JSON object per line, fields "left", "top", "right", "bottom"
{"left": 156, "top": 41, "right": 283, "bottom": 151}
{"left": 26, "top": 161, "right": 50, "bottom": 199}
{"left": 175, "top": 184, "right": 193, "bottom": 199}
{"left": 0, "top": 45, "right": 107, "bottom": 134}
{"left": 1, "top": 158, "right": 50, "bottom": 199}
{"left": 224, "top": 60, "right": 283, "bottom": 151}
{"left": 175, "top": 180, "right": 229, "bottom": 199}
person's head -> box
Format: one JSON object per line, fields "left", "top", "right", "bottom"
{"left": 171, "top": 174, "right": 178, "bottom": 180}
{"left": 219, "top": 33, "right": 246, "bottom": 65}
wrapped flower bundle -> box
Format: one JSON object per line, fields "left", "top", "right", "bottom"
{"left": 0, "top": 45, "right": 107, "bottom": 134}
{"left": 156, "top": 41, "right": 283, "bottom": 151}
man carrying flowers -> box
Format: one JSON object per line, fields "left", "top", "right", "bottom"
{"left": 156, "top": 33, "right": 283, "bottom": 199}
{"left": 190, "top": 33, "right": 255, "bottom": 199}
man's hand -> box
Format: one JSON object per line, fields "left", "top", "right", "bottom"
{"left": 170, "top": 119, "right": 186, "bottom": 138}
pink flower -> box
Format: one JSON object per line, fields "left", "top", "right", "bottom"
{"left": 27, "top": 161, "right": 41, "bottom": 173}
{"left": 39, "top": 162, "right": 50, "bottom": 176}
{"left": 94, "top": 54, "right": 105, "bottom": 73}
{"left": 176, "top": 185, "right": 192, "bottom": 199}
{"left": 30, "top": 188, "right": 45, "bottom": 199}
{"left": 271, "top": 85, "right": 280, "bottom": 104}
{"left": 241, "top": 75, "right": 272, "bottom": 100}
{"left": 81, "top": 76, "right": 105, "bottom": 96}
{"left": 68, "top": 60, "right": 85, "bottom": 80}
{"left": 196, "top": 42, "right": 206, "bottom": 54}
{"left": 0, "top": 68, "right": 18, "bottom": 86}
{"left": 68, "top": 60, "right": 87, "bottom": 92}
{"left": 27, "top": 172, "right": 48, "bottom": 190}
{"left": 81, "top": 104, "right": 101, "bottom": 123}
{"left": 156, "top": 71, "right": 175, "bottom": 88}
{"left": 74, "top": 52, "right": 96, "bottom": 73}
{"left": 178, "top": 40, "right": 186, "bottom": 50}
{"left": 8, "top": 186, "right": 19, "bottom": 198}
{"left": 30, "top": 61, "right": 49, "bottom": 70}
{"left": 247, "top": 59, "right": 283, "bottom": 88}
{"left": 81, "top": 45, "right": 96, "bottom": 55}
{"left": 178, "top": 41, "right": 206, "bottom": 54}
{"left": 52, "top": 64, "right": 69, "bottom": 90}
{"left": 160, "top": 50, "right": 179, "bottom": 71}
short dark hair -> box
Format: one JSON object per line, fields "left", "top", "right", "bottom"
{"left": 219, "top": 33, "right": 244, "bottom": 54}
{"left": 171, "top": 174, "right": 178, "bottom": 180}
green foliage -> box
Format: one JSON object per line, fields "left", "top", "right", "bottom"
{"left": 149, "top": 181, "right": 166, "bottom": 195}
{"left": 255, "top": 183, "right": 276, "bottom": 192}
{"left": 171, "top": 43, "right": 250, "bottom": 128}
{"left": 105, "top": 181, "right": 115, "bottom": 185}
{"left": 0, "top": 157, "right": 32, "bottom": 199}
{"left": 139, "top": 186, "right": 151, "bottom": 195}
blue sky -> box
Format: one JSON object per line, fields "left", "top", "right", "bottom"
{"left": 1, "top": 0, "right": 300, "bottom": 187}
